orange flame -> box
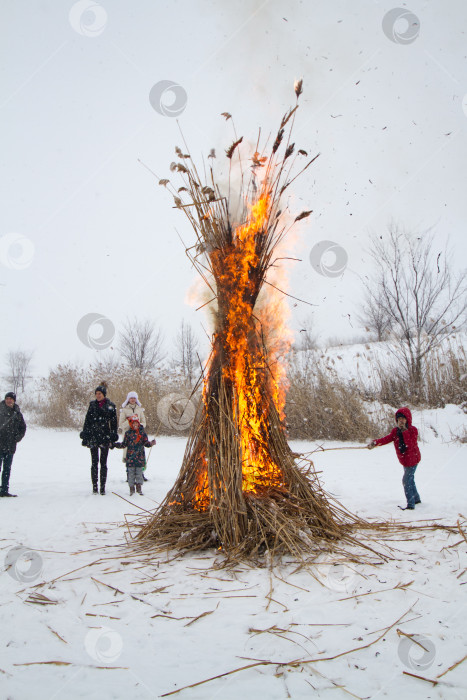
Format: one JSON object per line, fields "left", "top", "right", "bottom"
{"left": 191, "top": 184, "right": 290, "bottom": 510}
{"left": 193, "top": 465, "right": 210, "bottom": 511}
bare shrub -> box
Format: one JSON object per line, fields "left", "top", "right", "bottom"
{"left": 35, "top": 362, "right": 201, "bottom": 435}
{"left": 286, "top": 352, "right": 387, "bottom": 440}
{"left": 366, "top": 336, "right": 467, "bottom": 408}
{"left": 37, "top": 364, "right": 91, "bottom": 428}
{"left": 450, "top": 424, "right": 467, "bottom": 444}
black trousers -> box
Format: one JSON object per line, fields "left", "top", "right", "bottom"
{"left": 0, "top": 452, "right": 14, "bottom": 494}
{"left": 90, "top": 446, "right": 109, "bottom": 490}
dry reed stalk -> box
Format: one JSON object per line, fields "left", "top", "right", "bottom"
{"left": 14, "top": 661, "right": 74, "bottom": 667}
{"left": 25, "top": 593, "right": 59, "bottom": 606}
{"left": 402, "top": 671, "right": 439, "bottom": 685}
{"left": 47, "top": 627, "right": 67, "bottom": 644}
{"left": 436, "top": 652, "right": 467, "bottom": 678}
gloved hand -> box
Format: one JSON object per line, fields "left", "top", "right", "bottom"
{"left": 150, "top": 439, "right": 156, "bottom": 446}
{"left": 80, "top": 431, "right": 84, "bottom": 439}
{"left": 367, "top": 442, "right": 376, "bottom": 450}
{"left": 111, "top": 432, "right": 119, "bottom": 443}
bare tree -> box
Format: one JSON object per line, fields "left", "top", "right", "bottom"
{"left": 357, "top": 289, "right": 393, "bottom": 341}
{"left": 91, "top": 351, "right": 121, "bottom": 377}
{"left": 118, "top": 318, "right": 165, "bottom": 373}
{"left": 297, "top": 315, "right": 318, "bottom": 352}
{"left": 174, "top": 320, "right": 199, "bottom": 386}
{"left": 5, "top": 350, "right": 34, "bottom": 393}
{"left": 365, "top": 226, "right": 467, "bottom": 396}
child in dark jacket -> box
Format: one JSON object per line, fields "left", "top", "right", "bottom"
{"left": 111, "top": 416, "right": 155, "bottom": 495}
{"left": 368, "top": 406, "right": 421, "bottom": 510}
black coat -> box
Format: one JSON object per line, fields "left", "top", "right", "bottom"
{"left": 0, "top": 400, "right": 27, "bottom": 454}
{"left": 80, "top": 398, "right": 118, "bottom": 448}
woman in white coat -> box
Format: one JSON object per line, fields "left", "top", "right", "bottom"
{"left": 119, "top": 392, "right": 148, "bottom": 479}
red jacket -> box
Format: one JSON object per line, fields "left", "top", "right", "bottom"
{"left": 374, "top": 407, "right": 421, "bottom": 467}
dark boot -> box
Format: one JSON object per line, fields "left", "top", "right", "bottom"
{"left": 129, "top": 485, "right": 135, "bottom": 496}
{"left": 136, "top": 483, "right": 143, "bottom": 496}
{"left": 100, "top": 464, "right": 108, "bottom": 495}
{"left": 91, "top": 450, "right": 99, "bottom": 486}
{"left": 91, "top": 463, "right": 98, "bottom": 494}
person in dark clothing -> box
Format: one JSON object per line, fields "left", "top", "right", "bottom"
{"left": 0, "top": 392, "right": 27, "bottom": 497}
{"left": 368, "top": 406, "right": 421, "bottom": 510}
{"left": 111, "top": 415, "right": 155, "bottom": 496}
{"left": 80, "top": 384, "right": 118, "bottom": 495}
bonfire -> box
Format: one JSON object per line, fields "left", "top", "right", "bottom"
{"left": 137, "top": 83, "right": 371, "bottom": 561}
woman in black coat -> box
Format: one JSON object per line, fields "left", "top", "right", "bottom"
{"left": 80, "top": 384, "right": 118, "bottom": 495}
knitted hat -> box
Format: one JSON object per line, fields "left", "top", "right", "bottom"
{"left": 5, "top": 392, "right": 16, "bottom": 401}
{"left": 122, "top": 391, "right": 141, "bottom": 408}
{"left": 128, "top": 414, "right": 140, "bottom": 424}
{"left": 95, "top": 384, "right": 107, "bottom": 397}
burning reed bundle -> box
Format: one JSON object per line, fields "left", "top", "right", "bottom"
{"left": 137, "top": 83, "right": 372, "bottom": 561}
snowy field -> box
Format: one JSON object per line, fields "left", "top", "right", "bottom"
{"left": 1, "top": 407, "right": 466, "bottom": 700}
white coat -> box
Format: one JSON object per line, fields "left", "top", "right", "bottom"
{"left": 119, "top": 404, "right": 147, "bottom": 432}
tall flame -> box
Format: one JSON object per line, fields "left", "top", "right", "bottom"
{"left": 192, "top": 184, "right": 291, "bottom": 509}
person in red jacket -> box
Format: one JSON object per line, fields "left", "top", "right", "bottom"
{"left": 368, "top": 407, "right": 421, "bottom": 510}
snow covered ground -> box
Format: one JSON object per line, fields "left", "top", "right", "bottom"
{"left": 1, "top": 407, "right": 466, "bottom": 699}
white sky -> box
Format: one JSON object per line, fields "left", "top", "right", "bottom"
{"left": 1, "top": 0, "right": 466, "bottom": 376}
